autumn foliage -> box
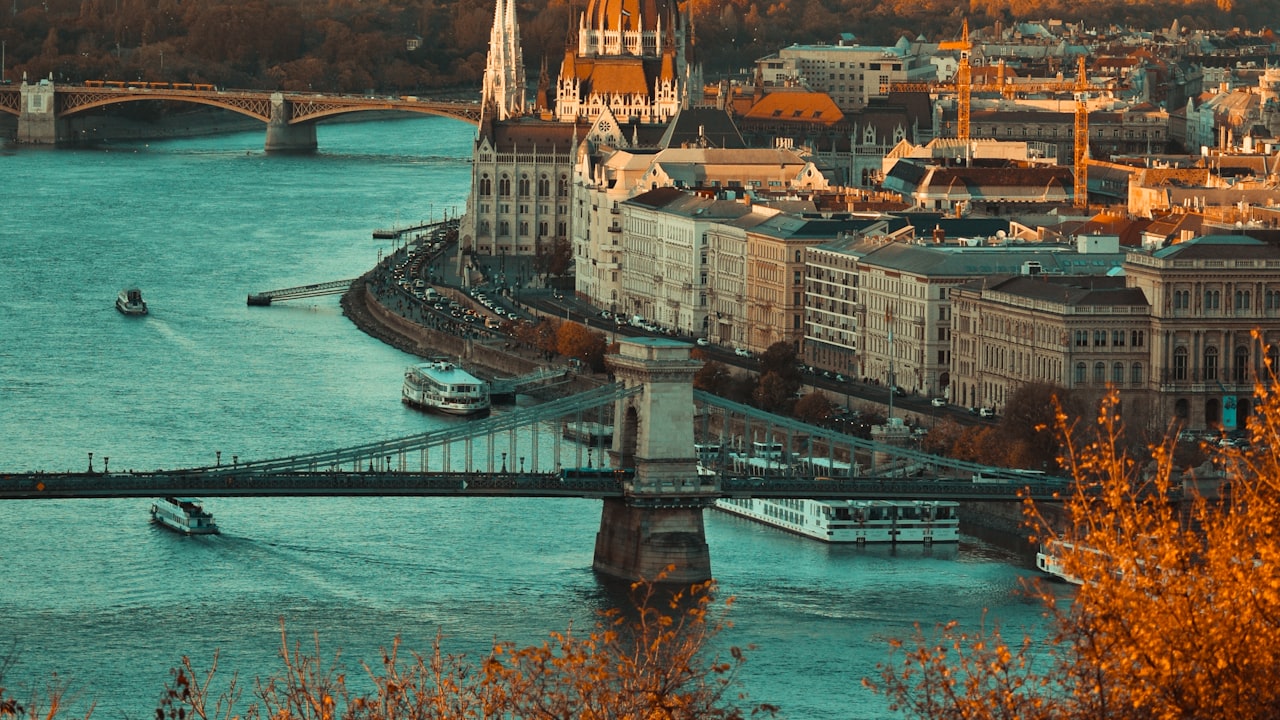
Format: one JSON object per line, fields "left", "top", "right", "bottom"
{"left": 869, "top": 367, "right": 1280, "bottom": 719}
{"left": 5, "top": 572, "right": 773, "bottom": 720}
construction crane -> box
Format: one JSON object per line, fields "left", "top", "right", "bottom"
{"left": 884, "top": 21, "right": 1102, "bottom": 207}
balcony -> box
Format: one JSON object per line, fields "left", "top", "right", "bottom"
{"left": 608, "top": 224, "right": 622, "bottom": 233}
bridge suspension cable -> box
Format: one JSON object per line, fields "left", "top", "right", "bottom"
{"left": 193, "top": 382, "right": 641, "bottom": 475}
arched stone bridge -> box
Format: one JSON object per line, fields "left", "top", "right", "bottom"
{"left": 0, "top": 81, "right": 482, "bottom": 150}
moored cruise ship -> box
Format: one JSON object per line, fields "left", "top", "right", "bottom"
{"left": 402, "top": 360, "right": 491, "bottom": 416}
{"left": 715, "top": 497, "right": 960, "bottom": 544}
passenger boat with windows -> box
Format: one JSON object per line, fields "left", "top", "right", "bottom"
{"left": 1035, "top": 539, "right": 1105, "bottom": 585}
{"left": 150, "top": 497, "right": 219, "bottom": 535}
{"left": 715, "top": 497, "right": 960, "bottom": 543}
{"left": 402, "top": 359, "right": 491, "bottom": 416}
{"left": 116, "top": 288, "right": 148, "bottom": 316}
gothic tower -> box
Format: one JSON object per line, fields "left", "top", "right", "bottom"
{"left": 480, "top": 0, "right": 526, "bottom": 121}
{"left": 555, "top": 0, "right": 693, "bottom": 124}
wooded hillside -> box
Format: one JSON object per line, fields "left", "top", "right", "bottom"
{"left": 0, "top": 0, "right": 1262, "bottom": 93}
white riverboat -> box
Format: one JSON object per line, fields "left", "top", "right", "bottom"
{"left": 715, "top": 497, "right": 960, "bottom": 544}
{"left": 402, "top": 360, "right": 491, "bottom": 416}
{"left": 1036, "top": 539, "right": 1101, "bottom": 585}
{"left": 150, "top": 497, "right": 219, "bottom": 535}
{"left": 115, "top": 288, "right": 148, "bottom": 316}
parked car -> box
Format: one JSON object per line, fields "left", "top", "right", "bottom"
{"left": 931, "top": 397, "right": 947, "bottom": 407}
{"left": 978, "top": 407, "right": 995, "bottom": 418}
{"left": 695, "top": 338, "right": 710, "bottom": 346}
{"left": 734, "top": 347, "right": 752, "bottom": 357}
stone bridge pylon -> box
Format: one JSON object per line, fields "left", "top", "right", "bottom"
{"left": 593, "top": 338, "right": 714, "bottom": 584}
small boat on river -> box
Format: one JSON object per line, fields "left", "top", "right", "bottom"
{"left": 402, "top": 359, "right": 491, "bottom": 416}
{"left": 116, "top": 288, "right": 148, "bottom": 316}
{"left": 150, "top": 497, "right": 219, "bottom": 535}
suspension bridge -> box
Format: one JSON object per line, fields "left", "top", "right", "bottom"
{"left": 0, "top": 339, "right": 1072, "bottom": 582}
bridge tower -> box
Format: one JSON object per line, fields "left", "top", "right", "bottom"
{"left": 17, "top": 76, "right": 61, "bottom": 144}
{"left": 593, "top": 337, "right": 712, "bottom": 583}
{"left": 265, "top": 92, "right": 318, "bottom": 152}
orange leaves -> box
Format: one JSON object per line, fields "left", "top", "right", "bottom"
{"left": 870, "top": 377, "right": 1280, "bottom": 719}
{"left": 144, "top": 572, "right": 769, "bottom": 720}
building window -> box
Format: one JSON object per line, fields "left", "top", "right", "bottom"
{"left": 499, "top": 174, "right": 511, "bottom": 197}
{"left": 1234, "top": 346, "right": 1250, "bottom": 382}
{"left": 1075, "top": 361, "right": 1086, "bottom": 383}
{"left": 1266, "top": 289, "right": 1280, "bottom": 310}
{"left": 1204, "top": 346, "right": 1218, "bottom": 381}
{"left": 1173, "top": 347, "right": 1188, "bottom": 381}
{"left": 538, "top": 175, "right": 551, "bottom": 197}
{"left": 1113, "top": 362, "right": 1125, "bottom": 384}
{"left": 1235, "top": 290, "right": 1252, "bottom": 311}
{"left": 1093, "top": 330, "right": 1107, "bottom": 347}
{"left": 1131, "top": 330, "right": 1145, "bottom": 347}
{"left": 1173, "top": 289, "right": 1189, "bottom": 309}
{"left": 1075, "top": 330, "right": 1088, "bottom": 347}
{"left": 1131, "top": 362, "right": 1143, "bottom": 385}
{"left": 1205, "top": 289, "right": 1221, "bottom": 310}
{"left": 558, "top": 175, "right": 569, "bottom": 197}
{"left": 479, "top": 174, "right": 492, "bottom": 196}
{"left": 1112, "top": 330, "right": 1125, "bottom": 347}
{"left": 1094, "top": 361, "right": 1105, "bottom": 383}
{"left": 519, "top": 174, "right": 530, "bottom": 196}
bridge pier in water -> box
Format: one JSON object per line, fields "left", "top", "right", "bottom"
{"left": 264, "top": 92, "right": 317, "bottom": 153}
{"left": 592, "top": 338, "right": 713, "bottom": 584}
{"left": 17, "top": 79, "right": 64, "bottom": 144}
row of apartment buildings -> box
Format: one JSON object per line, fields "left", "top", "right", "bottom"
{"left": 610, "top": 184, "right": 1280, "bottom": 432}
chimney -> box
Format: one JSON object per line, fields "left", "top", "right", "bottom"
{"left": 932, "top": 225, "right": 945, "bottom": 244}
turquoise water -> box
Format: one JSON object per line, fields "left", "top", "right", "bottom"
{"left": 0, "top": 119, "right": 1058, "bottom": 719}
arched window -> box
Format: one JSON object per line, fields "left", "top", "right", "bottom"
{"left": 518, "top": 174, "right": 531, "bottom": 196}
{"left": 1075, "top": 362, "right": 1086, "bottom": 383}
{"left": 479, "top": 174, "right": 492, "bottom": 196}
{"left": 1131, "top": 362, "right": 1143, "bottom": 385}
{"left": 1234, "top": 345, "right": 1250, "bottom": 382}
{"left": 557, "top": 174, "right": 569, "bottom": 197}
{"left": 498, "top": 174, "right": 511, "bottom": 196}
{"left": 1204, "top": 346, "right": 1219, "bottom": 380}
{"left": 498, "top": 220, "right": 509, "bottom": 236}
{"left": 1113, "top": 362, "right": 1125, "bottom": 384}
{"left": 1236, "top": 290, "right": 1251, "bottom": 311}
{"left": 1094, "top": 361, "right": 1105, "bottom": 383}
{"left": 1173, "top": 347, "right": 1188, "bottom": 381}
{"left": 538, "top": 174, "right": 551, "bottom": 197}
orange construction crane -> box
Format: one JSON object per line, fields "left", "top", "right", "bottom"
{"left": 884, "top": 22, "right": 1102, "bottom": 207}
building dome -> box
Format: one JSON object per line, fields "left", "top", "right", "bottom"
{"left": 584, "top": 0, "right": 671, "bottom": 32}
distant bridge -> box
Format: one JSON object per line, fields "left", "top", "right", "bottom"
{"left": 0, "top": 81, "right": 482, "bottom": 149}
{"left": 0, "top": 339, "right": 1081, "bottom": 583}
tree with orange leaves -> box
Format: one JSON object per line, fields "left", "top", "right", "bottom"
{"left": 868, "top": 369, "right": 1280, "bottom": 719}
{"left": 145, "top": 570, "right": 775, "bottom": 720}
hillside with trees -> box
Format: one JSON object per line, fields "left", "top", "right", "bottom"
{"left": 0, "top": 0, "right": 1268, "bottom": 93}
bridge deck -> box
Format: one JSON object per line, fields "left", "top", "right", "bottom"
{"left": 0, "top": 470, "right": 1071, "bottom": 503}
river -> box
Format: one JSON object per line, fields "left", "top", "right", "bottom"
{"left": 0, "top": 118, "right": 1062, "bottom": 719}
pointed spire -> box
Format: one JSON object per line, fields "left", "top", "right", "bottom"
{"left": 480, "top": 0, "right": 526, "bottom": 121}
